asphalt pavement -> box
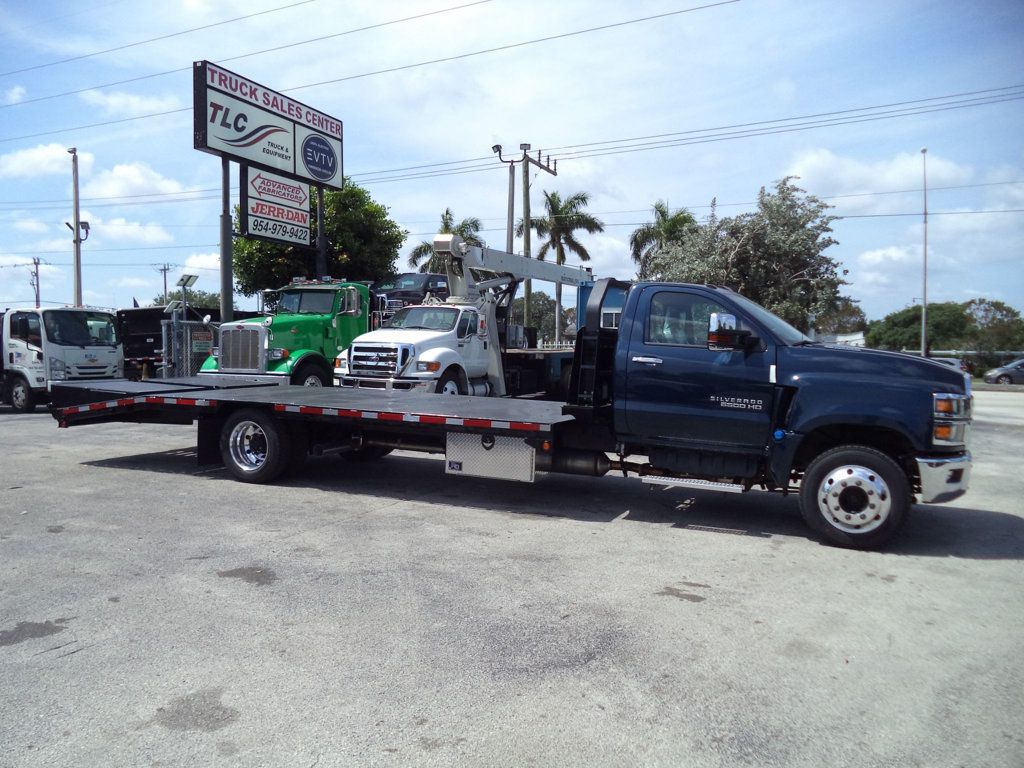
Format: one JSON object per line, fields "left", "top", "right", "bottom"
{"left": 1, "top": 389, "right": 1022, "bottom": 767}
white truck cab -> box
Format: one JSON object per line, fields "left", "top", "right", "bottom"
{"left": 1, "top": 307, "right": 122, "bottom": 413}
{"left": 336, "top": 302, "right": 491, "bottom": 395}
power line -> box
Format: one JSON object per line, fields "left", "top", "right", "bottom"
{"left": 1, "top": 1, "right": 494, "bottom": 110}
{"left": 0, "top": 1, "right": 738, "bottom": 142}
{"left": 0, "top": 0, "right": 318, "bottom": 76}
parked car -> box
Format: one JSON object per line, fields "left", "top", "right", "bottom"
{"left": 983, "top": 358, "right": 1024, "bottom": 385}
{"left": 931, "top": 357, "right": 971, "bottom": 375}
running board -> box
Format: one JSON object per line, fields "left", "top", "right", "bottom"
{"left": 641, "top": 476, "right": 746, "bottom": 493}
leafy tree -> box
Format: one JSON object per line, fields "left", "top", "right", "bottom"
{"left": 629, "top": 200, "right": 696, "bottom": 280}
{"left": 516, "top": 190, "right": 604, "bottom": 342}
{"left": 815, "top": 297, "right": 867, "bottom": 336}
{"left": 232, "top": 180, "right": 405, "bottom": 295}
{"left": 407, "top": 208, "right": 483, "bottom": 274}
{"left": 510, "top": 290, "right": 574, "bottom": 344}
{"left": 865, "top": 302, "right": 971, "bottom": 352}
{"left": 149, "top": 288, "right": 221, "bottom": 308}
{"left": 963, "top": 298, "right": 1024, "bottom": 352}
{"left": 650, "top": 178, "right": 848, "bottom": 332}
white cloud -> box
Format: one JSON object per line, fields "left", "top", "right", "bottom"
{"left": 788, "top": 149, "right": 973, "bottom": 214}
{"left": 0, "top": 144, "right": 94, "bottom": 178}
{"left": 78, "top": 89, "right": 181, "bottom": 118}
{"left": 3, "top": 85, "right": 25, "bottom": 105}
{"left": 95, "top": 217, "right": 173, "bottom": 245}
{"left": 184, "top": 252, "right": 220, "bottom": 272}
{"left": 13, "top": 218, "right": 48, "bottom": 234}
{"left": 81, "top": 162, "right": 187, "bottom": 199}
{"left": 111, "top": 276, "right": 154, "bottom": 289}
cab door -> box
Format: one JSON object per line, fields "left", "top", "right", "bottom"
{"left": 622, "top": 287, "right": 776, "bottom": 450}
{"left": 456, "top": 309, "right": 488, "bottom": 378}
{"left": 7, "top": 311, "right": 46, "bottom": 387}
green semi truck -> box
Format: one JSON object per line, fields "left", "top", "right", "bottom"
{"left": 200, "top": 278, "right": 372, "bottom": 386}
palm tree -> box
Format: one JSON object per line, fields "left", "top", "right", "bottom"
{"left": 629, "top": 200, "right": 696, "bottom": 280}
{"left": 517, "top": 190, "right": 604, "bottom": 343}
{"left": 408, "top": 208, "right": 483, "bottom": 273}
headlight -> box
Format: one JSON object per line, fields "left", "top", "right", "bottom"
{"left": 49, "top": 357, "right": 67, "bottom": 380}
{"left": 268, "top": 348, "right": 290, "bottom": 360}
{"left": 335, "top": 349, "right": 349, "bottom": 372}
{"left": 416, "top": 361, "right": 441, "bottom": 372}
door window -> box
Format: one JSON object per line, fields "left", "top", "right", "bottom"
{"left": 457, "top": 311, "right": 477, "bottom": 338}
{"left": 11, "top": 312, "right": 43, "bottom": 347}
{"left": 645, "top": 292, "right": 726, "bottom": 346}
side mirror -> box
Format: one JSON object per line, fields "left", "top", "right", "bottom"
{"left": 708, "top": 313, "right": 751, "bottom": 351}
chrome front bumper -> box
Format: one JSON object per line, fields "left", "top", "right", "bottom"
{"left": 916, "top": 452, "right": 972, "bottom": 504}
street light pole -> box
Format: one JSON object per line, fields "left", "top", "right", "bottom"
{"left": 920, "top": 147, "right": 928, "bottom": 357}
{"left": 491, "top": 144, "right": 518, "bottom": 254}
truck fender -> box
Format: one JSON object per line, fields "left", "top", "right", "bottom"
{"left": 416, "top": 347, "right": 466, "bottom": 378}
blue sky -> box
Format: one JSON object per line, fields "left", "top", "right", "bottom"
{"left": 1, "top": 0, "right": 1021, "bottom": 322}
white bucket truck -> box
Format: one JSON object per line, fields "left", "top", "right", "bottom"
{"left": 335, "top": 235, "right": 592, "bottom": 396}
{"left": 1, "top": 306, "right": 123, "bottom": 413}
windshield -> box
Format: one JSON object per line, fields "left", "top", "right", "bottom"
{"left": 725, "top": 292, "right": 811, "bottom": 346}
{"left": 43, "top": 310, "right": 119, "bottom": 346}
{"left": 375, "top": 274, "right": 428, "bottom": 292}
{"left": 384, "top": 306, "right": 459, "bottom": 331}
{"left": 276, "top": 290, "right": 336, "bottom": 314}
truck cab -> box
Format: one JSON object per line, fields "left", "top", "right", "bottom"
{"left": 1, "top": 307, "right": 122, "bottom": 413}
{"left": 200, "top": 278, "right": 371, "bottom": 386}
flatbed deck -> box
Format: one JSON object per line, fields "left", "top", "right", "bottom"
{"left": 51, "top": 377, "right": 575, "bottom": 435}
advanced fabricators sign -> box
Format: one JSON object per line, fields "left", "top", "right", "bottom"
{"left": 193, "top": 60, "right": 343, "bottom": 189}
{"left": 240, "top": 165, "right": 312, "bottom": 246}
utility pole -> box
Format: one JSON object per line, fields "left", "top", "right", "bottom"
{"left": 920, "top": 147, "right": 929, "bottom": 357}
{"left": 519, "top": 144, "right": 557, "bottom": 331}
{"left": 66, "top": 147, "right": 90, "bottom": 307}
{"left": 491, "top": 144, "right": 521, "bottom": 254}
{"left": 30, "top": 257, "right": 41, "bottom": 308}
{"left": 157, "top": 263, "right": 171, "bottom": 304}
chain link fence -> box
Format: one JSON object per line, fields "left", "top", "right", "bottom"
{"left": 161, "top": 317, "right": 217, "bottom": 378}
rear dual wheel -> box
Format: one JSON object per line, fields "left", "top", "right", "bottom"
{"left": 220, "top": 408, "right": 306, "bottom": 483}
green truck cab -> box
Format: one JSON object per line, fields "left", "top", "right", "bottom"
{"left": 200, "top": 278, "right": 371, "bottom": 386}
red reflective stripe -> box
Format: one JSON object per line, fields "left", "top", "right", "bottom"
{"left": 118, "top": 398, "right": 135, "bottom": 407}
{"left": 377, "top": 412, "right": 404, "bottom": 422}
{"left": 338, "top": 409, "right": 361, "bottom": 419}
{"left": 299, "top": 406, "right": 321, "bottom": 415}
{"left": 463, "top": 418, "right": 491, "bottom": 429}
{"left": 273, "top": 403, "right": 286, "bottom": 411}
{"left": 417, "top": 414, "right": 447, "bottom": 425}
{"left": 146, "top": 396, "right": 163, "bottom": 404}
{"left": 510, "top": 422, "right": 541, "bottom": 431}
{"left": 88, "top": 402, "right": 106, "bottom": 411}
{"left": 177, "top": 398, "right": 196, "bottom": 407}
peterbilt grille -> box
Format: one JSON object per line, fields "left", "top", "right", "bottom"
{"left": 220, "top": 327, "right": 265, "bottom": 371}
{"left": 350, "top": 344, "right": 406, "bottom": 377}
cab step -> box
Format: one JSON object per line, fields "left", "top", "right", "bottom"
{"left": 641, "top": 476, "right": 746, "bottom": 493}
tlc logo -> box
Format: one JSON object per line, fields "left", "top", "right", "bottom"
{"left": 209, "top": 102, "right": 247, "bottom": 132}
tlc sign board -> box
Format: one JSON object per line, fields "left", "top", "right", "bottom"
{"left": 193, "top": 61, "right": 343, "bottom": 189}
{"left": 240, "top": 165, "right": 312, "bottom": 247}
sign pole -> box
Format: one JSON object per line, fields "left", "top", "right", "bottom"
{"left": 219, "top": 157, "right": 234, "bottom": 322}
{"left": 315, "top": 185, "right": 327, "bottom": 278}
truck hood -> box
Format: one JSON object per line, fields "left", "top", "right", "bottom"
{"left": 352, "top": 328, "right": 450, "bottom": 346}
{"left": 779, "top": 343, "right": 969, "bottom": 392}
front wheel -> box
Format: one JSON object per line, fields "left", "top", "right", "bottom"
{"left": 219, "top": 408, "right": 291, "bottom": 483}
{"left": 435, "top": 370, "right": 465, "bottom": 395}
{"left": 291, "top": 363, "right": 331, "bottom": 387}
{"left": 799, "top": 445, "right": 910, "bottom": 549}
{"left": 9, "top": 377, "right": 36, "bottom": 413}
{"left": 996, "top": 374, "right": 1012, "bottom": 385}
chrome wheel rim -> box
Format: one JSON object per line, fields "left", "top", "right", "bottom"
{"left": 815, "top": 464, "right": 892, "bottom": 534}
{"left": 11, "top": 384, "right": 26, "bottom": 409}
{"left": 301, "top": 375, "right": 323, "bottom": 387}
{"left": 228, "top": 421, "right": 268, "bottom": 472}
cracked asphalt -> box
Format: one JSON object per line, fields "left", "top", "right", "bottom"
{"left": 1, "top": 390, "right": 1022, "bottom": 767}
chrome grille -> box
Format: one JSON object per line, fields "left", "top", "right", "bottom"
{"left": 220, "top": 326, "right": 266, "bottom": 372}
{"left": 350, "top": 343, "right": 403, "bottom": 377}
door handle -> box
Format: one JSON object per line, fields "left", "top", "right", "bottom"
{"left": 631, "top": 356, "right": 663, "bottom": 365}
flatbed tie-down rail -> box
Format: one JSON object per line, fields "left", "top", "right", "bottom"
{"left": 271, "top": 403, "right": 545, "bottom": 432}
{"left": 58, "top": 395, "right": 219, "bottom": 419}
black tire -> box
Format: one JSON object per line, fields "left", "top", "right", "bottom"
{"left": 996, "top": 375, "right": 1012, "bottom": 385}
{"left": 291, "top": 362, "right": 331, "bottom": 387}
{"left": 10, "top": 377, "right": 36, "bottom": 413}
{"left": 219, "top": 408, "right": 291, "bottom": 483}
{"left": 435, "top": 369, "right": 465, "bottom": 395}
{"left": 340, "top": 446, "right": 394, "bottom": 462}
{"left": 798, "top": 445, "right": 910, "bottom": 549}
